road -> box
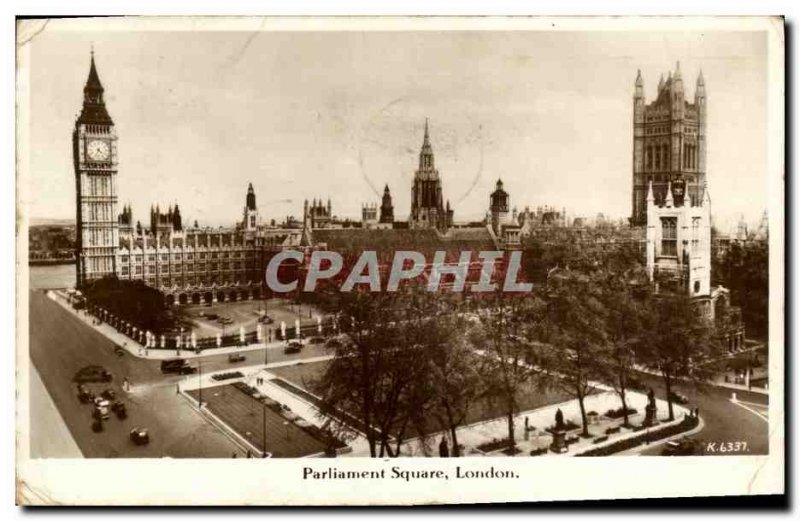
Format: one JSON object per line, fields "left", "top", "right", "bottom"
{"left": 634, "top": 371, "right": 769, "bottom": 456}
{"left": 28, "top": 289, "right": 329, "bottom": 458}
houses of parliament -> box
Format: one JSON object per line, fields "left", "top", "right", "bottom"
{"left": 72, "top": 53, "right": 537, "bottom": 305}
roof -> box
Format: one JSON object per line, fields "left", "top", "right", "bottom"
{"left": 312, "top": 227, "right": 496, "bottom": 261}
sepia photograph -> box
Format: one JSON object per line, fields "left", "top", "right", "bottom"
{"left": 14, "top": 15, "right": 784, "bottom": 505}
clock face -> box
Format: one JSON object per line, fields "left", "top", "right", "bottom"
{"left": 87, "top": 140, "right": 110, "bottom": 161}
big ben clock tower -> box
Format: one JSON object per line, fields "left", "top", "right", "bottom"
{"left": 73, "top": 51, "right": 119, "bottom": 288}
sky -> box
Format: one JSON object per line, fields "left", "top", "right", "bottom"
{"left": 23, "top": 23, "right": 769, "bottom": 231}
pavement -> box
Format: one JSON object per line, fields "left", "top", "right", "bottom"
{"left": 28, "top": 288, "right": 331, "bottom": 458}
{"left": 50, "top": 289, "right": 327, "bottom": 361}
{"left": 28, "top": 365, "right": 82, "bottom": 458}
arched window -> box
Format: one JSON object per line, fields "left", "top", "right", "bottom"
{"left": 661, "top": 217, "right": 677, "bottom": 257}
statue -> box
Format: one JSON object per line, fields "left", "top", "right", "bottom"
{"left": 438, "top": 436, "right": 449, "bottom": 458}
{"left": 550, "top": 409, "right": 568, "bottom": 453}
{"left": 555, "top": 408, "right": 565, "bottom": 430}
{"left": 644, "top": 387, "right": 658, "bottom": 427}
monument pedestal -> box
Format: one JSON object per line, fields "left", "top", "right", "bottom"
{"left": 550, "top": 429, "right": 568, "bottom": 453}
{"left": 643, "top": 403, "right": 658, "bottom": 427}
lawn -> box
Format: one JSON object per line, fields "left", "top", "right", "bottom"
{"left": 269, "top": 360, "right": 578, "bottom": 437}
{"left": 187, "top": 384, "right": 327, "bottom": 457}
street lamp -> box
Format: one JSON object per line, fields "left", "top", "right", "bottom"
{"left": 198, "top": 358, "right": 203, "bottom": 409}
{"left": 262, "top": 400, "right": 267, "bottom": 458}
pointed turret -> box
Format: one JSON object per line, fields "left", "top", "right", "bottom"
{"left": 702, "top": 181, "right": 710, "bottom": 207}
{"left": 674, "top": 60, "right": 682, "bottom": 80}
{"left": 77, "top": 50, "right": 113, "bottom": 125}
{"left": 419, "top": 118, "right": 435, "bottom": 171}
{"left": 246, "top": 182, "right": 256, "bottom": 210}
{"left": 665, "top": 180, "right": 674, "bottom": 207}
{"left": 634, "top": 69, "right": 644, "bottom": 99}
{"left": 658, "top": 73, "right": 665, "bottom": 92}
{"left": 695, "top": 69, "right": 706, "bottom": 99}
{"left": 646, "top": 180, "right": 655, "bottom": 205}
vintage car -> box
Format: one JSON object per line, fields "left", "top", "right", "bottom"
{"left": 258, "top": 315, "right": 274, "bottom": 325}
{"left": 228, "top": 353, "right": 246, "bottom": 363}
{"left": 308, "top": 336, "right": 325, "bottom": 345}
{"left": 91, "top": 419, "right": 104, "bottom": 433}
{"left": 111, "top": 401, "right": 127, "bottom": 419}
{"left": 93, "top": 399, "right": 111, "bottom": 420}
{"left": 160, "top": 359, "right": 197, "bottom": 375}
{"left": 668, "top": 391, "right": 690, "bottom": 405}
{"left": 73, "top": 365, "right": 112, "bottom": 383}
{"left": 101, "top": 388, "right": 116, "bottom": 400}
{"left": 77, "top": 384, "right": 94, "bottom": 403}
{"left": 284, "top": 341, "right": 303, "bottom": 354}
{"left": 130, "top": 428, "right": 150, "bottom": 445}
{"left": 662, "top": 438, "right": 700, "bottom": 456}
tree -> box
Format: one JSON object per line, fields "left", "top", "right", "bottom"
{"left": 712, "top": 240, "right": 769, "bottom": 338}
{"left": 471, "top": 294, "right": 548, "bottom": 450}
{"left": 426, "top": 310, "right": 483, "bottom": 456}
{"left": 596, "top": 268, "right": 650, "bottom": 428}
{"left": 639, "top": 293, "right": 721, "bottom": 421}
{"left": 545, "top": 270, "right": 608, "bottom": 436}
{"left": 315, "top": 288, "right": 437, "bottom": 457}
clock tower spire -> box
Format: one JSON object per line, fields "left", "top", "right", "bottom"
{"left": 73, "top": 50, "right": 119, "bottom": 288}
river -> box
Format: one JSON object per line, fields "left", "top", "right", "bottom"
{"left": 28, "top": 264, "right": 75, "bottom": 291}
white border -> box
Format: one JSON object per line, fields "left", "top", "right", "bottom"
{"left": 12, "top": 14, "right": 786, "bottom": 507}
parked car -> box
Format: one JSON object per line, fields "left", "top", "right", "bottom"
{"left": 77, "top": 384, "right": 94, "bottom": 403}
{"left": 662, "top": 438, "right": 700, "bottom": 456}
{"left": 284, "top": 341, "right": 303, "bottom": 354}
{"left": 130, "top": 428, "right": 150, "bottom": 445}
{"left": 92, "top": 419, "right": 104, "bottom": 433}
{"left": 113, "top": 345, "right": 125, "bottom": 357}
{"left": 93, "top": 399, "right": 111, "bottom": 420}
{"left": 111, "top": 401, "right": 127, "bottom": 420}
{"left": 668, "top": 391, "right": 690, "bottom": 405}
{"left": 258, "top": 315, "right": 274, "bottom": 325}
{"left": 73, "top": 365, "right": 112, "bottom": 383}
{"left": 308, "top": 336, "right": 325, "bottom": 345}
{"left": 228, "top": 353, "right": 246, "bottom": 363}
{"left": 205, "top": 313, "right": 219, "bottom": 321}
{"left": 101, "top": 389, "right": 116, "bottom": 400}
{"left": 161, "top": 359, "right": 197, "bottom": 375}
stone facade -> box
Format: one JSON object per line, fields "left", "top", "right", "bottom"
{"left": 632, "top": 62, "right": 706, "bottom": 226}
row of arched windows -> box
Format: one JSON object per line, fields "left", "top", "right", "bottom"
{"left": 646, "top": 142, "right": 700, "bottom": 171}
{"left": 646, "top": 144, "right": 670, "bottom": 171}
{"left": 683, "top": 143, "right": 699, "bottom": 169}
